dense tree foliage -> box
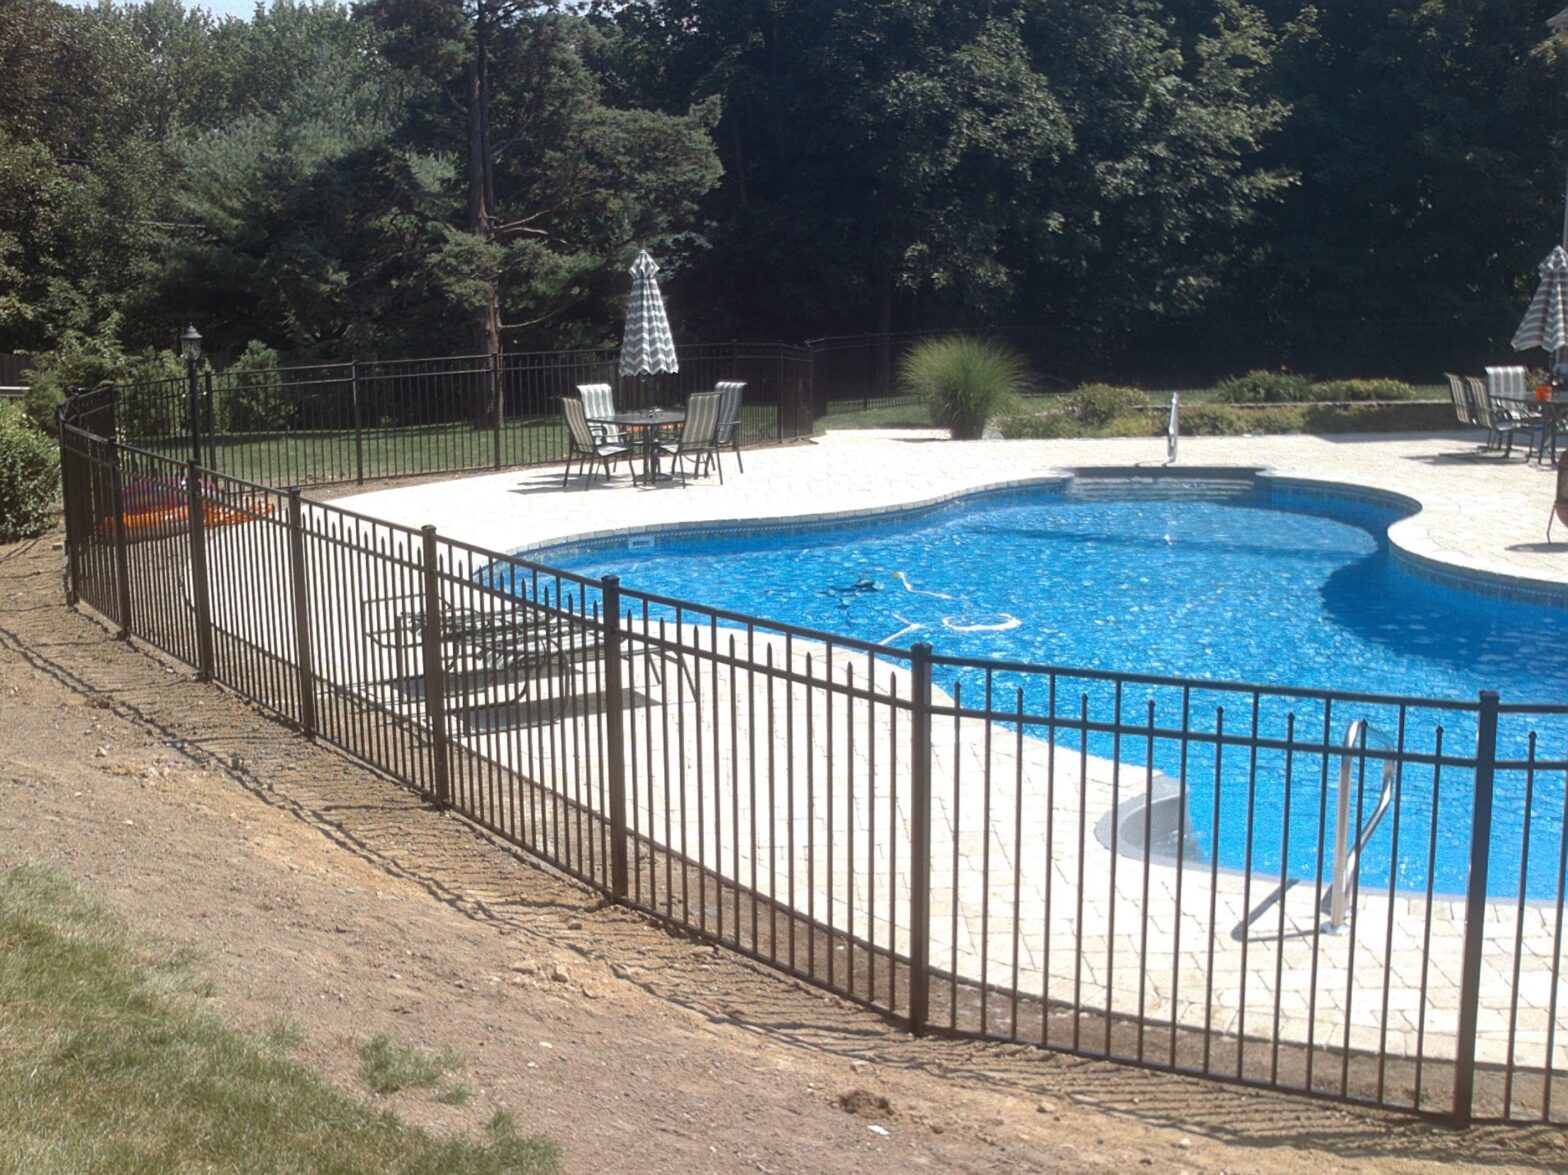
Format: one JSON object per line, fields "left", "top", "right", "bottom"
{"left": 1212, "top": 0, "right": 1568, "bottom": 376}
{"left": 1, "top": 0, "right": 1565, "bottom": 381}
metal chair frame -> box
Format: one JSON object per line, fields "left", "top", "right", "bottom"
{"left": 576, "top": 383, "right": 625, "bottom": 445}
{"left": 710, "top": 380, "right": 747, "bottom": 476}
{"left": 561, "top": 395, "right": 629, "bottom": 488}
{"left": 1485, "top": 366, "right": 1549, "bottom": 461}
{"left": 659, "top": 391, "right": 724, "bottom": 485}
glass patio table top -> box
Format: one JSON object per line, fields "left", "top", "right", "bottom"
{"left": 588, "top": 407, "right": 685, "bottom": 483}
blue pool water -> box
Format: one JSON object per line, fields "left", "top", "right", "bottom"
{"left": 503, "top": 482, "right": 1568, "bottom": 900}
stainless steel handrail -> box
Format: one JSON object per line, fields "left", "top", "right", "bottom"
{"left": 1166, "top": 392, "right": 1180, "bottom": 464}
{"left": 1325, "top": 718, "right": 1397, "bottom": 931}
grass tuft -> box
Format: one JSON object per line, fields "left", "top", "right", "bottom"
{"left": 358, "top": 1034, "right": 464, "bottom": 1096}
{"left": 0, "top": 864, "right": 559, "bottom": 1173}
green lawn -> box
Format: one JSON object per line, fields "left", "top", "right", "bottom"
{"left": 135, "top": 406, "right": 782, "bottom": 487}
{"left": 0, "top": 865, "right": 559, "bottom": 1173}
{"left": 815, "top": 396, "right": 933, "bottom": 432}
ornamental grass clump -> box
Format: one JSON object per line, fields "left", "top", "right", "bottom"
{"left": 901, "top": 337, "right": 1028, "bottom": 440}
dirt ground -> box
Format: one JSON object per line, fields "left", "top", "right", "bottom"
{"left": 2, "top": 531, "right": 1563, "bottom": 1174}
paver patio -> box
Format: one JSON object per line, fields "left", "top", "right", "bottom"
{"left": 197, "top": 428, "right": 1568, "bottom": 1084}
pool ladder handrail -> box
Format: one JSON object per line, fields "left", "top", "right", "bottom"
{"left": 1324, "top": 718, "right": 1397, "bottom": 932}
{"left": 1166, "top": 392, "right": 1180, "bottom": 465}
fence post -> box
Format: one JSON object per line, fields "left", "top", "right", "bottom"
{"left": 1452, "top": 689, "right": 1500, "bottom": 1125}
{"left": 491, "top": 350, "right": 504, "bottom": 469}
{"left": 350, "top": 361, "right": 364, "bottom": 484}
{"left": 57, "top": 416, "right": 80, "bottom": 606}
{"left": 420, "top": 524, "right": 452, "bottom": 808}
{"left": 107, "top": 440, "right": 133, "bottom": 638}
{"left": 601, "top": 575, "right": 630, "bottom": 899}
{"left": 186, "top": 461, "right": 215, "bottom": 682}
{"left": 203, "top": 370, "right": 216, "bottom": 472}
{"left": 908, "top": 641, "right": 934, "bottom": 1035}
{"left": 186, "top": 360, "right": 203, "bottom": 467}
{"left": 286, "top": 488, "right": 318, "bottom": 737}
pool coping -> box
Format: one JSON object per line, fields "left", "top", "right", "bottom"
{"left": 508, "top": 463, "right": 1568, "bottom": 611}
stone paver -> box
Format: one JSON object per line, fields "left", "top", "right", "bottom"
{"left": 215, "top": 429, "right": 1568, "bottom": 1074}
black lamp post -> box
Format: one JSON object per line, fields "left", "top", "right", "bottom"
{"left": 180, "top": 324, "right": 202, "bottom": 466}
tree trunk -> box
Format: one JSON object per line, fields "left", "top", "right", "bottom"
{"left": 467, "top": 20, "right": 502, "bottom": 430}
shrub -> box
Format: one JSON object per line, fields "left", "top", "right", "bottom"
{"left": 1309, "top": 378, "right": 1418, "bottom": 402}
{"left": 997, "top": 409, "right": 1079, "bottom": 439}
{"left": 217, "top": 341, "right": 291, "bottom": 433}
{"left": 900, "top": 337, "right": 1028, "bottom": 439}
{"left": 0, "top": 403, "right": 60, "bottom": 540}
{"left": 21, "top": 317, "right": 133, "bottom": 434}
{"left": 1303, "top": 402, "right": 1462, "bottom": 433}
{"left": 1099, "top": 412, "right": 1161, "bottom": 438}
{"left": 1211, "top": 369, "right": 1315, "bottom": 403}
{"left": 115, "top": 348, "right": 188, "bottom": 439}
{"left": 1177, "top": 403, "right": 1311, "bottom": 436}
{"left": 22, "top": 319, "right": 190, "bottom": 439}
{"left": 1069, "top": 383, "right": 1147, "bottom": 428}
{"left": 1178, "top": 404, "right": 1250, "bottom": 435}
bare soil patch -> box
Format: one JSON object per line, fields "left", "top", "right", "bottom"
{"left": 0, "top": 532, "right": 1559, "bottom": 1172}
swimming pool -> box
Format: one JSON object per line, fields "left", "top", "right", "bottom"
{"left": 498, "top": 478, "right": 1568, "bottom": 899}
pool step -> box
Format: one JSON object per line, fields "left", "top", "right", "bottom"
{"left": 1065, "top": 474, "right": 1257, "bottom": 502}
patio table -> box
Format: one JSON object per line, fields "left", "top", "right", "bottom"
{"left": 590, "top": 407, "right": 685, "bottom": 484}
{"left": 1531, "top": 388, "right": 1568, "bottom": 466}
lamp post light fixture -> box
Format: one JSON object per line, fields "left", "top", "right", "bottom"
{"left": 180, "top": 324, "right": 203, "bottom": 466}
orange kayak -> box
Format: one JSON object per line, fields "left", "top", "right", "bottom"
{"left": 99, "top": 497, "right": 274, "bottom": 542}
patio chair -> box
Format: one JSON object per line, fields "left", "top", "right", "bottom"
{"left": 710, "top": 380, "right": 747, "bottom": 475}
{"left": 1485, "top": 366, "right": 1548, "bottom": 460}
{"left": 1442, "top": 372, "right": 1477, "bottom": 428}
{"left": 1465, "top": 376, "right": 1522, "bottom": 456}
{"left": 576, "top": 383, "right": 624, "bottom": 445}
{"left": 659, "top": 390, "right": 724, "bottom": 485}
{"left": 561, "top": 395, "right": 629, "bottom": 489}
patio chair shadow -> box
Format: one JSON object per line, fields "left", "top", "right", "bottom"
{"left": 1314, "top": 430, "right": 1480, "bottom": 445}
{"left": 1400, "top": 450, "right": 1516, "bottom": 465}
{"left": 504, "top": 472, "right": 639, "bottom": 497}
{"left": 1507, "top": 541, "right": 1568, "bottom": 554}
{"left": 455, "top": 687, "right": 665, "bottom": 735}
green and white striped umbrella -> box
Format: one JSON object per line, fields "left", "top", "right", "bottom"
{"left": 619, "top": 250, "right": 679, "bottom": 377}
{"left": 1512, "top": 245, "right": 1568, "bottom": 354}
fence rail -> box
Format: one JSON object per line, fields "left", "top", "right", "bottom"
{"left": 55, "top": 402, "right": 1568, "bottom": 1127}
{"left": 70, "top": 333, "right": 1071, "bottom": 487}
{"left": 94, "top": 344, "right": 815, "bottom": 488}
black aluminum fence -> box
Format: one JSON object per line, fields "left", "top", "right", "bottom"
{"left": 56, "top": 410, "right": 1568, "bottom": 1126}
{"left": 106, "top": 344, "right": 814, "bottom": 488}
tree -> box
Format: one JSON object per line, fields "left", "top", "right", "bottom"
{"left": 599, "top": 0, "right": 1289, "bottom": 380}
{"left": 139, "top": 13, "right": 461, "bottom": 359}
{"left": 0, "top": 0, "right": 171, "bottom": 352}
{"left": 363, "top": 0, "right": 721, "bottom": 423}
{"left": 1008, "top": 0, "right": 1292, "bottom": 362}
{"left": 1215, "top": 0, "right": 1568, "bottom": 377}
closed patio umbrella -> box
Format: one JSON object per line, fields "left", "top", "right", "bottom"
{"left": 1512, "top": 245, "right": 1568, "bottom": 357}
{"left": 619, "top": 249, "right": 679, "bottom": 380}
